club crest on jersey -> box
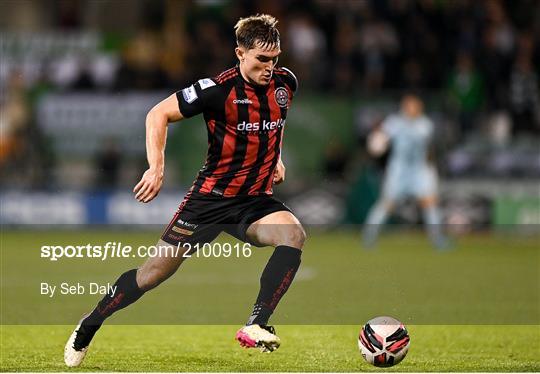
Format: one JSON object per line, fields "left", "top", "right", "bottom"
{"left": 274, "top": 87, "right": 289, "bottom": 108}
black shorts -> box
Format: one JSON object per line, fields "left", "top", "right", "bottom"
{"left": 161, "top": 191, "right": 291, "bottom": 248}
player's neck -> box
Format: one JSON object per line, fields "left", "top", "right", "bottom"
{"left": 238, "top": 65, "right": 269, "bottom": 89}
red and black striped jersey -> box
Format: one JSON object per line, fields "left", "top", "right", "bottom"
{"left": 176, "top": 66, "right": 298, "bottom": 197}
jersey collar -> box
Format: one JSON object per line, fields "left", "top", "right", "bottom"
{"left": 235, "top": 65, "right": 272, "bottom": 92}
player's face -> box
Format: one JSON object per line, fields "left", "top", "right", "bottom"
{"left": 401, "top": 96, "right": 423, "bottom": 119}
{"left": 237, "top": 43, "right": 281, "bottom": 86}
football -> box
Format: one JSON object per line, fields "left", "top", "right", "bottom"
{"left": 358, "top": 316, "right": 410, "bottom": 367}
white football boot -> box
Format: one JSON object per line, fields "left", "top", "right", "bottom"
{"left": 235, "top": 324, "right": 281, "bottom": 352}
{"left": 64, "top": 314, "right": 91, "bottom": 367}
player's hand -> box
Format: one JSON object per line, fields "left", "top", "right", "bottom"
{"left": 367, "top": 130, "right": 389, "bottom": 157}
{"left": 133, "top": 168, "right": 163, "bottom": 203}
{"left": 273, "top": 159, "right": 286, "bottom": 185}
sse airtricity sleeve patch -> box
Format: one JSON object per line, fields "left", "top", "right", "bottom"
{"left": 198, "top": 78, "right": 216, "bottom": 90}
{"left": 182, "top": 85, "right": 198, "bottom": 103}
{"left": 176, "top": 78, "right": 217, "bottom": 118}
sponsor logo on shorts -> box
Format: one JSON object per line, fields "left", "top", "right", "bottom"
{"left": 172, "top": 226, "right": 194, "bottom": 236}
{"left": 165, "top": 233, "right": 183, "bottom": 242}
{"left": 177, "top": 218, "right": 198, "bottom": 229}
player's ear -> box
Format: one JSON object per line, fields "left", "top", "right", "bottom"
{"left": 235, "top": 47, "right": 245, "bottom": 62}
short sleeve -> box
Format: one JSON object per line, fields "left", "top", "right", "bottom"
{"left": 382, "top": 115, "right": 399, "bottom": 138}
{"left": 175, "top": 78, "right": 218, "bottom": 118}
{"left": 280, "top": 67, "right": 299, "bottom": 95}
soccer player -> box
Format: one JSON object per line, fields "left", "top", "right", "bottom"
{"left": 363, "top": 94, "right": 448, "bottom": 250}
{"left": 65, "top": 14, "right": 305, "bottom": 366}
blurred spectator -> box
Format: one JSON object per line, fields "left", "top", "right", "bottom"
{"left": 94, "top": 138, "right": 122, "bottom": 189}
{"left": 1, "top": 0, "right": 539, "bottom": 186}
{"left": 479, "top": 1, "right": 516, "bottom": 110}
{"left": 446, "top": 51, "right": 485, "bottom": 139}
{"left": 0, "top": 73, "right": 53, "bottom": 188}
{"left": 287, "top": 13, "right": 326, "bottom": 89}
{"left": 188, "top": 18, "right": 231, "bottom": 79}
{"left": 160, "top": 2, "right": 189, "bottom": 88}
{"left": 2, "top": 0, "right": 537, "bottom": 102}
{"left": 401, "top": 58, "right": 424, "bottom": 90}
{"left": 358, "top": 10, "right": 399, "bottom": 92}
{"left": 509, "top": 46, "right": 540, "bottom": 135}
{"left": 54, "top": 0, "right": 83, "bottom": 29}
{"left": 479, "top": 26, "right": 511, "bottom": 110}
{"left": 323, "top": 141, "right": 349, "bottom": 181}
{"left": 86, "top": 53, "right": 120, "bottom": 90}
{"left": 115, "top": 30, "right": 168, "bottom": 90}
{"left": 484, "top": 0, "right": 516, "bottom": 57}
{"left": 0, "top": 74, "right": 30, "bottom": 174}
{"left": 487, "top": 111, "right": 512, "bottom": 149}
{"left": 332, "top": 19, "right": 359, "bottom": 93}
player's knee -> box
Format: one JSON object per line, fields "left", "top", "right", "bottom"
{"left": 418, "top": 196, "right": 436, "bottom": 208}
{"left": 382, "top": 200, "right": 394, "bottom": 212}
{"left": 278, "top": 223, "right": 306, "bottom": 249}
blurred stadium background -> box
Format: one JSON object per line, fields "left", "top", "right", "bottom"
{"left": 1, "top": 0, "right": 539, "bottom": 228}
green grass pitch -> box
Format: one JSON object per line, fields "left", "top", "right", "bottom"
{"left": 1, "top": 325, "right": 539, "bottom": 371}
{"left": 1, "top": 229, "right": 539, "bottom": 371}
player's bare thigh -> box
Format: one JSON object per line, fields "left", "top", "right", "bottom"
{"left": 246, "top": 211, "right": 306, "bottom": 249}
{"left": 136, "top": 239, "right": 190, "bottom": 291}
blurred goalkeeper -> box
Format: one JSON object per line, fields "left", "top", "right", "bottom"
{"left": 363, "top": 94, "right": 448, "bottom": 250}
{"left": 65, "top": 14, "right": 304, "bottom": 367}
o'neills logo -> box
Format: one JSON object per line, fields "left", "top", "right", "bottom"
{"left": 237, "top": 118, "right": 285, "bottom": 131}
{"left": 233, "top": 98, "right": 253, "bottom": 104}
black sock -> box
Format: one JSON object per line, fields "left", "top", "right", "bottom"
{"left": 75, "top": 269, "right": 144, "bottom": 349}
{"left": 247, "top": 245, "right": 301, "bottom": 326}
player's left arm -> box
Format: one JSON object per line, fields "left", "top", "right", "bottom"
{"left": 273, "top": 156, "right": 286, "bottom": 184}
{"left": 273, "top": 67, "right": 298, "bottom": 185}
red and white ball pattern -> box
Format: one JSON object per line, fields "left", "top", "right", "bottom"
{"left": 358, "top": 316, "right": 410, "bottom": 367}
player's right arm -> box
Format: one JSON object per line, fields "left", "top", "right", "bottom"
{"left": 134, "top": 94, "right": 184, "bottom": 203}
{"left": 367, "top": 120, "right": 390, "bottom": 157}
{"left": 134, "top": 79, "right": 217, "bottom": 202}
{"left": 367, "top": 114, "right": 400, "bottom": 157}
